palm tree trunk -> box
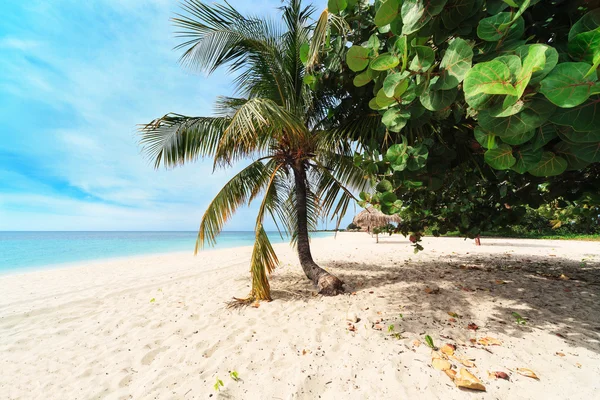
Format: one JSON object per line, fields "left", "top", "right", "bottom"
{"left": 293, "top": 165, "right": 344, "bottom": 296}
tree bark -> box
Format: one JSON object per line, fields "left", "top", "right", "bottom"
{"left": 293, "top": 164, "right": 344, "bottom": 296}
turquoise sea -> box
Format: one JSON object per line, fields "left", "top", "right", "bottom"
{"left": 0, "top": 231, "right": 333, "bottom": 274}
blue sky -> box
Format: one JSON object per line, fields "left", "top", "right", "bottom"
{"left": 0, "top": 0, "right": 357, "bottom": 231}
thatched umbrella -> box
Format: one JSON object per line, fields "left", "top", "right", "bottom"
{"left": 352, "top": 207, "right": 401, "bottom": 233}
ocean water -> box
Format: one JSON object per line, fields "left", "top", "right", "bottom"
{"left": 0, "top": 231, "right": 333, "bottom": 274}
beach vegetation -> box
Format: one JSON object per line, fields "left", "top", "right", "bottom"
{"left": 309, "top": 0, "right": 600, "bottom": 251}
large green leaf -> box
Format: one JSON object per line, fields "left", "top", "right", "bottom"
{"left": 500, "top": 129, "right": 535, "bottom": 145}
{"left": 495, "top": 55, "right": 522, "bottom": 82}
{"left": 513, "top": 44, "right": 547, "bottom": 99}
{"left": 383, "top": 72, "right": 409, "bottom": 97}
{"left": 464, "top": 60, "right": 517, "bottom": 96}
{"left": 441, "top": 0, "right": 479, "bottom": 30}
{"left": 464, "top": 92, "right": 497, "bottom": 110}
{"left": 540, "top": 62, "right": 598, "bottom": 108}
{"left": 554, "top": 141, "right": 591, "bottom": 170}
{"left": 488, "top": 99, "right": 525, "bottom": 117}
{"left": 376, "top": 88, "right": 398, "bottom": 108}
{"left": 375, "top": 0, "right": 401, "bottom": 27}
{"left": 409, "top": 46, "right": 435, "bottom": 72}
{"left": 353, "top": 70, "right": 372, "bottom": 87}
{"left": 511, "top": 146, "right": 543, "bottom": 173}
{"left": 556, "top": 126, "right": 600, "bottom": 143}
{"left": 528, "top": 152, "right": 568, "bottom": 176}
{"left": 550, "top": 96, "right": 600, "bottom": 132}
{"left": 477, "top": 13, "right": 513, "bottom": 41}
{"left": 386, "top": 141, "right": 409, "bottom": 166}
{"left": 434, "top": 38, "right": 473, "bottom": 90}
{"left": 531, "top": 124, "right": 558, "bottom": 150}
{"left": 420, "top": 87, "right": 457, "bottom": 111}
{"left": 376, "top": 179, "right": 394, "bottom": 193}
{"left": 371, "top": 53, "right": 400, "bottom": 70}
{"left": 407, "top": 144, "right": 429, "bottom": 171}
{"left": 346, "top": 46, "right": 370, "bottom": 72}
{"left": 402, "top": 0, "right": 447, "bottom": 35}
{"left": 568, "top": 28, "right": 600, "bottom": 65}
{"left": 484, "top": 144, "right": 516, "bottom": 170}
{"left": 382, "top": 107, "right": 411, "bottom": 132}
{"left": 568, "top": 9, "right": 600, "bottom": 41}
{"left": 569, "top": 142, "right": 600, "bottom": 162}
{"left": 474, "top": 127, "right": 498, "bottom": 149}
{"left": 515, "top": 45, "right": 558, "bottom": 84}
{"left": 328, "top": 0, "right": 347, "bottom": 14}
{"left": 479, "top": 97, "right": 556, "bottom": 136}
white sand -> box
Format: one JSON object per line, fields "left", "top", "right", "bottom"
{"left": 1, "top": 233, "right": 600, "bottom": 399}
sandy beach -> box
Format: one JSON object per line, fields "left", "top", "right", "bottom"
{"left": 1, "top": 233, "right": 600, "bottom": 399}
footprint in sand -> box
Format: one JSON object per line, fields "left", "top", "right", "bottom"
{"left": 141, "top": 346, "right": 167, "bottom": 365}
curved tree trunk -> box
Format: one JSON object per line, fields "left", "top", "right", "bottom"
{"left": 293, "top": 165, "right": 344, "bottom": 296}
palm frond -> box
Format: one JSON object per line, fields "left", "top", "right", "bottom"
{"left": 249, "top": 163, "right": 283, "bottom": 300}
{"left": 139, "top": 114, "right": 229, "bottom": 169}
{"left": 196, "top": 158, "right": 275, "bottom": 251}
{"left": 214, "top": 98, "right": 306, "bottom": 165}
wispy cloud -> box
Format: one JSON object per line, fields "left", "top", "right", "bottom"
{"left": 0, "top": 0, "right": 346, "bottom": 232}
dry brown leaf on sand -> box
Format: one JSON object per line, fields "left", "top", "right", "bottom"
{"left": 441, "top": 344, "right": 456, "bottom": 356}
{"left": 468, "top": 323, "right": 479, "bottom": 331}
{"left": 451, "top": 355, "right": 476, "bottom": 368}
{"left": 515, "top": 368, "right": 539, "bottom": 380}
{"left": 488, "top": 371, "right": 510, "bottom": 380}
{"left": 478, "top": 337, "right": 503, "bottom": 346}
{"left": 556, "top": 352, "right": 565, "bottom": 357}
{"left": 454, "top": 368, "right": 486, "bottom": 391}
{"left": 432, "top": 358, "right": 452, "bottom": 371}
{"left": 424, "top": 286, "right": 440, "bottom": 294}
{"left": 445, "top": 369, "right": 457, "bottom": 380}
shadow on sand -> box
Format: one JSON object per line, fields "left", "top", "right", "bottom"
{"left": 272, "top": 251, "right": 600, "bottom": 354}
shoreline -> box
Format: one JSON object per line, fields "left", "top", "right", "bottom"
{"left": 0, "top": 232, "right": 335, "bottom": 278}
{"left": 2, "top": 233, "right": 599, "bottom": 399}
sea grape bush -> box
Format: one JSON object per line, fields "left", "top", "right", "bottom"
{"left": 311, "top": 0, "right": 600, "bottom": 244}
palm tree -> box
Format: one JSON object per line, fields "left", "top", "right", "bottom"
{"left": 139, "top": 0, "right": 372, "bottom": 301}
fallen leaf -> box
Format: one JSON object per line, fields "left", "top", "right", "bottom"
{"left": 449, "top": 318, "right": 457, "bottom": 323}
{"left": 556, "top": 352, "right": 565, "bottom": 357}
{"left": 515, "top": 368, "right": 539, "bottom": 379}
{"left": 495, "top": 280, "right": 507, "bottom": 284}
{"left": 454, "top": 368, "right": 486, "bottom": 391}
{"left": 451, "top": 355, "right": 476, "bottom": 368}
{"left": 432, "top": 358, "right": 452, "bottom": 371}
{"left": 424, "top": 286, "right": 440, "bottom": 294}
{"left": 478, "top": 337, "right": 502, "bottom": 346}
{"left": 302, "top": 349, "right": 309, "bottom": 355}
{"left": 448, "top": 312, "right": 460, "bottom": 318}
{"left": 444, "top": 369, "right": 457, "bottom": 380}
{"left": 469, "top": 338, "right": 477, "bottom": 344}
{"left": 441, "top": 344, "right": 456, "bottom": 356}
{"left": 488, "top": 371, "right": 510, "bottom": 380}
{"left": 413, "top": 340, "right": 421, "bottom": 347}
{"left": 468, "top": 323, "right": 479, "bottom": 331}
